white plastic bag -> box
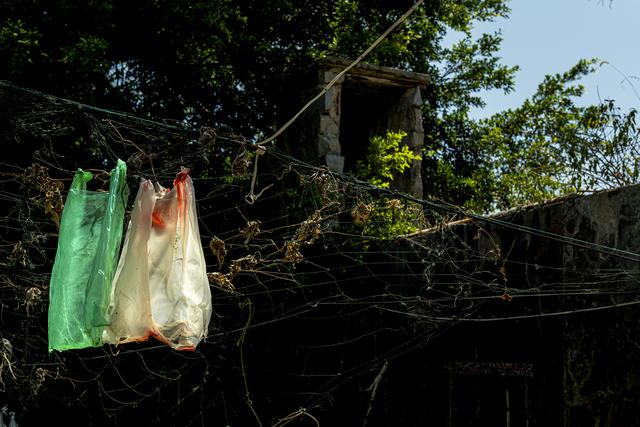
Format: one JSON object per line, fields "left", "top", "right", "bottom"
{"left": 104, "top": 168, "right": 211, "bottom": 350}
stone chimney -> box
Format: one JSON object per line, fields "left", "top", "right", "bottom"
{"left": 283, "top": 57, "right": 429, "bottom": 198}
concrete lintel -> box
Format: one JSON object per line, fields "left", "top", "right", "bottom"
{"left": 318, "top": 56, "right": 429, "bottom": 88}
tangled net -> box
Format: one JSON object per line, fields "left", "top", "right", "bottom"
{"left": 1, "top": 81, "right": 640, "bottom": 426}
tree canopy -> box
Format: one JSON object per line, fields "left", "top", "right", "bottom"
{"left": 1, "top": 0, "right": 636, "bottom": 211}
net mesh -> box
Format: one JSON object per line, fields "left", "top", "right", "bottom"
{"left": 1, "top": 81, "right": 639, "bottom": 425}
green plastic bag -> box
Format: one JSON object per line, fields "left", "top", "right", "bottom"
{"left": 48, "top": 160, "right": 129, "bottom": 352}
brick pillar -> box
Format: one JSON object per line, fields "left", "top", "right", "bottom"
{"left": 387, "top": 86, "right": 424, "bottom": 198}
{"left": 317, "top": 69, "right": 345, "bottom": 172}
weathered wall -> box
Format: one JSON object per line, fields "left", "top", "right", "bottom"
{"left": 558, "top": 185, "right": 640, "bottom": 426}
{"left": 402, "top": 184, "right": 640, "bottom": 426}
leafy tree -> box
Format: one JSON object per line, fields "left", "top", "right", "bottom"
{"left": 452, "top": 59, "right": 640, "bottom": 212}
{"left": 2, "top": 0, "right": 635, "bottom": 213}
{"left": 0, "top": 1, "right": 515, "bottom": 133}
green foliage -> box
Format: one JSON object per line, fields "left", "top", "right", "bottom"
{"left": 61, "top": 35, "right": 110, "bottom": 74}
{"left": 360, "top": 198, "right": 424, "bottom": 238}
{"left": 3, "top": 1, "right": 636, "bottom": 213}
{"left": 579, "top": 101, "right": 640, "bottom": 188}
{"left": 355, "top": 130, "right": 420, "bottom": 188}
{"left": 0, "top": 0, "right": 522, "bottom": 209}
{"left": 425, "top": 57, "right": 640, "bottom": 213}
{"left": 476, "top": 59, "right": 640, "bottom": 210}
{"left": 353, "top": 131, "right": 423, "bottom": 237}
{"left": 0, "top": 1, "right": 516, "bottom": 134}
{"left": 0, "top": 18, "right": 40, "bottom": 72}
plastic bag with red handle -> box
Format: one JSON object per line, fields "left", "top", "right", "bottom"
{"left": 104, "top": 167, "right": 211, "bottom": 350}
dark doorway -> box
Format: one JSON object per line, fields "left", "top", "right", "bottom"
{"left": 339, "top": 79, "right": 405, "bottom": 174}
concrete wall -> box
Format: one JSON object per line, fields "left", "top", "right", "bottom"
{"left": 408, "top": 184, "right": 640, "bottom": 426}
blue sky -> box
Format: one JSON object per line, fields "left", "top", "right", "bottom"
{"left": 464, "top": 0, "right": 640, "bottom": 119}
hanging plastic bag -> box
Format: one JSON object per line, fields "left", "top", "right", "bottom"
{"left": 48, "top": 160, "right": 128, "bottom": 352}
{"left": 104, "top": 168, "right": 211, "bottom": 351}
